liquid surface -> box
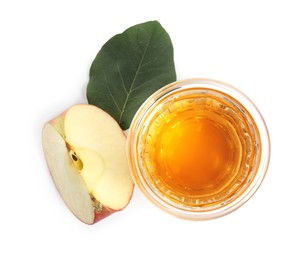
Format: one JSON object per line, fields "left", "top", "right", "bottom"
{"left": 156, "top": 116, "right": 237, "bottom": 194}
{"left": 142, "top": 92, "right": 257, "bottom": 205}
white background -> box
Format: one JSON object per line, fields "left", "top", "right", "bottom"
{"left": 1, "top": 0, "right": 305, "bottom": 259}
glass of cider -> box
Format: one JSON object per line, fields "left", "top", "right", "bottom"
{"left": 127, "top": 78, "right": 270, "bottom": 219}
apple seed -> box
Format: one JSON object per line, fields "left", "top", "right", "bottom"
{"left": 69, "top": 150, "right": 83, "bottom": 171}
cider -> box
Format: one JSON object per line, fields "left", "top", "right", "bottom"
{"left": 140, "top": 90, "right": 259, "bottom": 207}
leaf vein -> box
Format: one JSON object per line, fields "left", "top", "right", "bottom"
{"left": 102, "top": 70, "right": 122, "bottom": 114}
{"left": 118, "top": 27, "right": 156, "bottom": 124}
{"left": 116, "top": 62, "right": 128, "bottom": 95}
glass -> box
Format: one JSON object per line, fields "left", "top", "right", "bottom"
{"left": 127, "top": 78, "right": 270, "bottom": 220}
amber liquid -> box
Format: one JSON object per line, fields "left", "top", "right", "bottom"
{"left": 142, "top": 91, "right": 259, "bottom": 207}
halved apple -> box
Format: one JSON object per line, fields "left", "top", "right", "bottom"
{"left": 42, "top": 104, "right": 134, "bottom": 224}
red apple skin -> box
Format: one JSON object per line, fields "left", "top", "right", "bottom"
{"left": 93, "top": 207, "right": 115, "bottom": 223}
{"left": 92, "top": 189, "right": 134, "bottom": 224}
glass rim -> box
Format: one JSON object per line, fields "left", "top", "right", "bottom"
{"left": 127, "top": 78, "right": 270, "bottom": 220}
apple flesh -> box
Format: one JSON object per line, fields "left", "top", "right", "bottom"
{"left": 42, "top": 104, "right": 134, "bottom": 224}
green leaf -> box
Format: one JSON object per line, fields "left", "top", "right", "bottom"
{"left": 87, "top": 21, "right": 176, "bottom": 130}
